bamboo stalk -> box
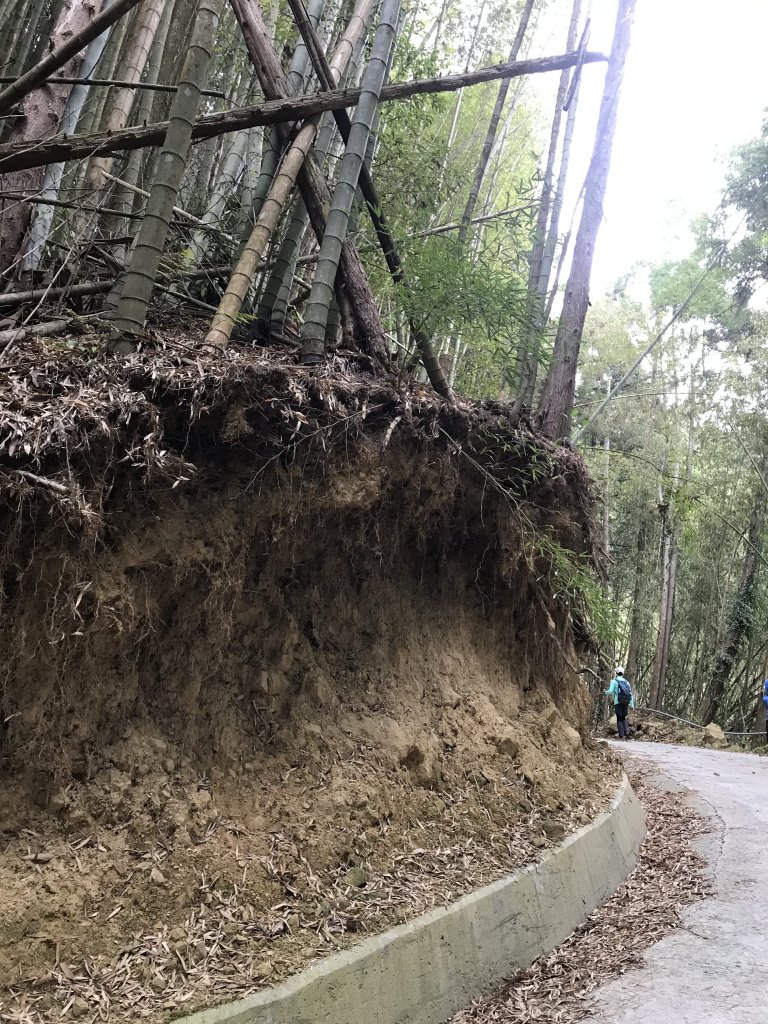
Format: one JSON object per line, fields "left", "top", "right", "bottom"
{"left": 299, "top": 0, "right": 401, "bottom": 362}
{"left": 205, "top": 0, "right": 379, "bottom": 351}
{"left": 112, "top": 0, "right": 225, "bottom": 337}
{"left": 0, "top": 75, "right": 228, "bottom": 99}
{"left": 0, "top": 281, "right": 113, "bottom": 307}
{"left": 0, "top": 316, "right": 100, "bottom": 344}
{"left": 288, "top": 0, "right": 451, "bottom": 397}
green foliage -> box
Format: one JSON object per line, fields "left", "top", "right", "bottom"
{"left": 576, "top": 121, "right": 768, "bottom": 722}
{"left": 536, "top": 535, "right": 615, "bottom": 650}
{"left": 718, "top": 122, "right": 768, "bottom": 305}
{"left": 649, "top": 257, "right": 730, "bottom": 321}
{"left": 366, "top": 17, "right": 544, "bottom": 396}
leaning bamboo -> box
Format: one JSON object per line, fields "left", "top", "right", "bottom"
{"left": 80, "top": 0, "right": 167, "bottom": 212}
{"left": 288, "top": 0, "right": 451, "bottom": 397}
{"left": 205, "top": 0, "right": 377, "bottom": 350}
{"left": 300, "top": 0, "right": 400, "bottom": 362}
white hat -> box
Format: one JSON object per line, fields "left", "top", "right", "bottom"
{"left": 615, "top": 666, "right": 625, "bottom": 675}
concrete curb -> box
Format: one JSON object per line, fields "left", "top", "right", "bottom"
{"left": 180, "top": 776, "right": 645, "bottom": 1024}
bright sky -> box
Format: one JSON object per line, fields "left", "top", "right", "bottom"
{"left": 539, "top": 0, "right": 768, "bottom": 292}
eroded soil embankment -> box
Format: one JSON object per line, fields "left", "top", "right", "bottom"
{"left": 0, "top": 347, "right": 615, "bottom": 1020}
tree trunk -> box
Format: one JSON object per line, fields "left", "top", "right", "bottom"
{"left": 538, "top": 25, "right": 583, "bottom": 308}
{"left": 513, "top": 0, "right": 580, "bottom": 406}
{"left": 648, "top": 509, "right": 678, "bottom": 711}
{"left": 625, "top": 522, "right": 646, "bottom": 686}
{"left": 70, "top": 6, "right": 131, "bottom": 142}
{"left": 18, "top": 0, "right": 116, "bottom": 281}
{"left": 79, "top": 0, "right": 166, "bottom": 228}
{"left": 0, "top": 0, "right": 143, "bottom": 116}
{"left": 699, "top": 456, "right": 768, "bottom": 725}
{"left": 300, "top": 0, "right": 400, "bottom": 362}
{"left": 0, "top": 0, "right": 99, "bottom": 280}
{"left": 111, "top": 0, "right": 224, "bottom": 338}
{"left": 538, "top": 0, "right": 635, "bottom": 439}
{"left": 457, "top": 0, "right": 535, "bottom": 244}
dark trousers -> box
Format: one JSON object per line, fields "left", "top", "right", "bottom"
{"left": 615, "top": 704, "right": 629, "bottom": 738}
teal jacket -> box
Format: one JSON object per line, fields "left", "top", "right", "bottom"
{"left": 605, "top": 676, "right": 634, "bottom": 709}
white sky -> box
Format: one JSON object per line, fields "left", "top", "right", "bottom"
{"left": 536, "top": 0, "right": 768, "bottom": 292}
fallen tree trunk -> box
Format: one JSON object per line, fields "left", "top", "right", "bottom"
{"left": 0, "top": 281, "right": 113, "bottom": 307}
{"left": 0, "top": 51, "right": 606, "bottom": 174}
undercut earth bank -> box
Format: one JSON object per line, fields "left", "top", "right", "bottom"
{"left": 0, "top": 340, "right": 617, "bottom": 1021}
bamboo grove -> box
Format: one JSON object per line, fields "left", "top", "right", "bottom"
{"left": 578, "top": 113, "right": 768, "bottom": 733}
{"left": 6, "top": 0, "right": 767, "bottom": 736}
{"left": 0, "top": 0, "right": 635, "bottom": 421}
{"left": 55, "top": 0, "right": 768, "bottom": 732}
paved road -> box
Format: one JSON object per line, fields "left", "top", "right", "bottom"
{"left": 586, "top": 740, "right": 768, "bottom": 1024}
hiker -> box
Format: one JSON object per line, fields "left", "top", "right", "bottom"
{"left": 763, "top": 680, "right": 768, "bottom": 744}
{"left": 606, "top": 666, "right": 634, "bottom": 740}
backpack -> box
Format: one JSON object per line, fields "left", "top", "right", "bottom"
{"left": 616, "top": 676, "right": 632, "bottom": 708}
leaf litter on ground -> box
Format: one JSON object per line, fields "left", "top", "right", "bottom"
{"left": 452, "top": 761, "right": 711, "bottom": 1024}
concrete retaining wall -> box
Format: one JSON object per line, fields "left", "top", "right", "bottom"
{"left": 182, "top": 776, "right": 645, "bottom": 1024}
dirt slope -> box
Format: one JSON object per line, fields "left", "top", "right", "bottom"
{"left": 0, "top": 340, "right": 615, "bottom": 1021}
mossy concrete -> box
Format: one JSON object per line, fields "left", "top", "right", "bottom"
{"left": 181, "top": 776, "right": 645, "bottom": 1024}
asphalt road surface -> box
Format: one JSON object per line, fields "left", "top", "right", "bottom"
{"left": 586, "top": 740, "right": 768, "bottom": 1024}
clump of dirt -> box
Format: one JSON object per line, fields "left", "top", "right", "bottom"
{"left": 0, "top": 721, "right": 617, "bottom": 1022}
{"left": 602, "top": 712, "right": 700, "bottom": 745}
{"left": 603, "top": 711, "right": 762, "bottom": 753}
{"left": 0, "top": 339, "right": 614, "bottom": 1021}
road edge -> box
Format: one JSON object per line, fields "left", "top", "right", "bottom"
{"left": 178, "top": 774, "right": 645, "bottom": 1024}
